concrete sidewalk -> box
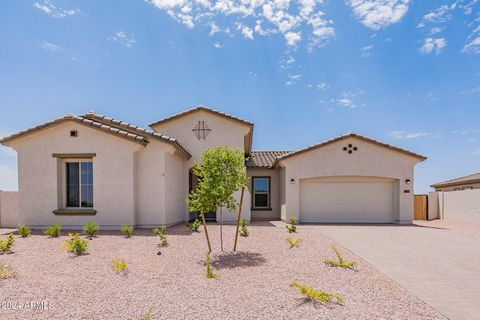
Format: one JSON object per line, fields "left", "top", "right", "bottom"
{"left": 318, "top": 223, "right": 480, "bottom": 320}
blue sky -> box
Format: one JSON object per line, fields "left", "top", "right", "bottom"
{"left": 0, "top": 0, "right": 479, "bottom": 193}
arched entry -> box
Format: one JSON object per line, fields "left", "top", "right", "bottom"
{"left": 188, "top": 168, "right": 217, "bottom": 222}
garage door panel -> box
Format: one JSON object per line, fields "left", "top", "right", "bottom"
{"left": 300, "top": 178, "right": 394, "bottom": 223}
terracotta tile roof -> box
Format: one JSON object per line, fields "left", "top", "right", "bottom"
{"left": 246, "top": 151, "right": 292, "bottom": 168}
{"left": 83, "top": 112, "right": 191, "bottom": 159}
{"left": 0, "top": 115, "right": 149, "bottom": 146}
{"left": 149, "top": 105, "right": 254, "bottom": 127}
{"left": 149, "top": 105, "right": 254, "bottom": 154}
{"left": 272, "top": 132, "right": 427, "bottom": 167}
{"left": 431, "top": 172, "right": 480, "bottom": 188}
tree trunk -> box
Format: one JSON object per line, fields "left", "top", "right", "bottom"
{"left": 200, "top": 211, "right": 212, "bottom": 253}
{"left": 220, "top": 207, "right": 223, "bottom": 251}
{"left": 233, "top": 187, "right": 245, "bottom": 252}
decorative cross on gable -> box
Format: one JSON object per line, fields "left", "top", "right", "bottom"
{"left": 192, "top": 121, "right": 211, "bottom": 140}
{"left": 343, "top": 144, "right": 358, "bottom": 154}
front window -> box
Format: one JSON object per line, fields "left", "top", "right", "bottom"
{"left": 252, "top": 177, "right": 270, "bottom": 209}
{"left": 66, "top": 161, "right": 93, "bottom": 208}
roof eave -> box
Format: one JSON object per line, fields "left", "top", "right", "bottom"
{"left": 431, "top": 179, "right": 480, "bottom": 188}
{"left": 0, "top": 115, "right": 149, "bottom": 147}
{"left": 149, "top": 106, "right": 254, "bottom": 128}
{"left": 83, "top": 112, "right": 192, "bottom": 159}
{"left": 272, "top": 133, "right": 427, "bottom": 167}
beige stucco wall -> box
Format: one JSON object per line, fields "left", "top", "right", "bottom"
{"left": 7, "top": 121, "right": 143, "bottom": 229}
{"left": 165, "top": 150, "right": 187, "bottom": 225}
{"left": 428, "top": 192, "right": 440, "bottom": 220}
{"left": 0, "top": 191, "right": 19, "bottom": 228}
{"left": 434, "top": 182, "right": 480, "bottom": 192}
{"left": 134, "top": 141, "right": 172, "bottom": 227}
{"left": 151, "top": 110, "right": 252, "bottom": 222}
{"left": 430, "top": 190, "right": 480, "bottom": 222}
{"left": 278, "top": 137, "right": 419, "bottom": 224}
{"left": 247, "top": 168, "right": 280, "bottom": 220}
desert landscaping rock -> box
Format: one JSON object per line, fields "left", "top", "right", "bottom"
{"left": 0, "top": 222, "right": 445, "bottom": 320}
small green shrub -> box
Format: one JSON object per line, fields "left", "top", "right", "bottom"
{"left": 17, "top": 225, "right": 31, "bottom": 238}
{"left": 290, "top": 282, "right": 344, "bottom": 304}
{"left": 187, "top": 219, "right": 201, "bottom": 232}
{"left": 112, "top": 258, "right": 128, "bottom": 273}
{"left": 286, "top": 216, "right": 297, "bottom": 233}
{"left": 205, "top": 252, "right": 217, "bottom": 279}
{"left": 286, "top": 224, "right": 297, "bottom": 233}
{"left": 152, "top": 225, "right": 168, "bottom": 247}
{"left": 120, "top": 224, "right": 134, "bottom": 238}
{"left": 286, "top": 237, "right": 301, "bottom": 248}
{"left": 239, "top": 218, "right": 249, "bottom": 237}
{"left": 289, "top": 216, "right": 297, "bottom": 225}
{"left": 43, "top": 223, "right": 62, "bottom": 237}
{"left": 152, "top": 225, "right": 166, "bottom": 236}
{"left": 83, "top": 221, "right": 99, "bottom": 237}
{"left": 325, "top": 245, "right": 357, "bottom": 270}
{"left": 137, "top": 308, "right": 153, "bottom": 320}
{"left": 63, "top": 233, "right": 88, "bottom": 255}
{"left": 0, "top": 264, "right": 16, "bottom": 279}
{"left": 0, "top": 234, "right": 15, "bottom": 253}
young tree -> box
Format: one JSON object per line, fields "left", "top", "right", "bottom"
{"left": 187, "top": 147, "right": 248, "bottom": 252}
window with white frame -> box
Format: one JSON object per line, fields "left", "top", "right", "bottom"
{"left": 66, "top": 161, "right": 93, "bottom": 208}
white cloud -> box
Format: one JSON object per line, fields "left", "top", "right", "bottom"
{"left": 279, "top": 55, "right": 295, "bottom": 69}
{"left": 430, "top": 27, "right": 442, "bottom": 35}
{"left": 421, "top": 4, "right": 454, "bottom": 25}
{"left": 424, "top": 91, "right": 440, "bottom": 101}
{"left": 346, "top": 0, "right": 410, "bottom": 30}
{"left": 470, "top": 149, "right": 480, "bottom": 156}
{"left": 146, "top": 0, "right": 335, "bottom": 49}
{"left": 149, "top": 0, "right": 186, "bottom": 10}
{"left": 213, "top": 41, "right": 224, "bottom": 48}
{"left": 33, "top": 0, "right": 79, "bottom": 19}
{"left": 0, "top": 165, "right": 18, "bottom": 191}
{"left": 109, "top": 31, "right": 136, "bottom": 48}
{"left": 360, "top": 44, "right": 374, "bottom": 58}
{"left": 241, "top": 26, "right": 254, "bottom": 40}
{"left": 285, "top": 74, "right": 302, "bottom": 86}
{"left": 389, "top": 131, "right": 430, "bottom": 139}
{"left": 336, "top": 97, "right": 354, "bottom": 107}
{"left": 40, "top": 41, "right": 62, "bottom": 52}
{"left": 460, "top": 0, "right": 478, "bottom": 15}
{"left": 316, "top": 82, "right": 329, "bottom": 90}
{"left": 284, "top": 31, "right": 301, "bottom": 46}
{"left": 462, "top": 37, "right": 480, "bottom": 54}
{"left": 335, "top": 92, "right": 354, "bottom": 108}
{"left": 333, "top": 90, "right": 366, "bottom": 108}
{"left": 420, "top": 37, "right": 446, "bottom": 55}
{"left": 460, "top": 85, "right": 480, "bottom": 95}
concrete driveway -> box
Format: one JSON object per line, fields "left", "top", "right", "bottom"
{"left": 318, "top": 222, "right": 480, "bottom": 320}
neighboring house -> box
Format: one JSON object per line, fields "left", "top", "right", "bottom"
{"left": 431, "top": 172, "right": 480, "bottom": 192}
{"left": 0, "top": 106, "right": 426, "bottom": 228}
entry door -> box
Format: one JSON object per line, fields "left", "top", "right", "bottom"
{"left": 188, "top": 170, "right": 216, "bottom": 221}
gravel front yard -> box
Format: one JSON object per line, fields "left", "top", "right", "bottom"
{"left": 0, "top": 222, "right": 444, "bottom": 320}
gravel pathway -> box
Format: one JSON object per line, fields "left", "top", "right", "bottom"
{"left": 0, "top": 222, "right": 445, "bottom": 320}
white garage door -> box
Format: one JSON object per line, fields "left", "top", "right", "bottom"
{"left": 299, "top": 177, "right": 395, "bottom": 223}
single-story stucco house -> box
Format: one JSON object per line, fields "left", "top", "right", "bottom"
{"left": 431, "top": 172, "right": 480, "bottom": 192}
{"left": 0, "top": 106, "right": 426, "bottom": 229}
